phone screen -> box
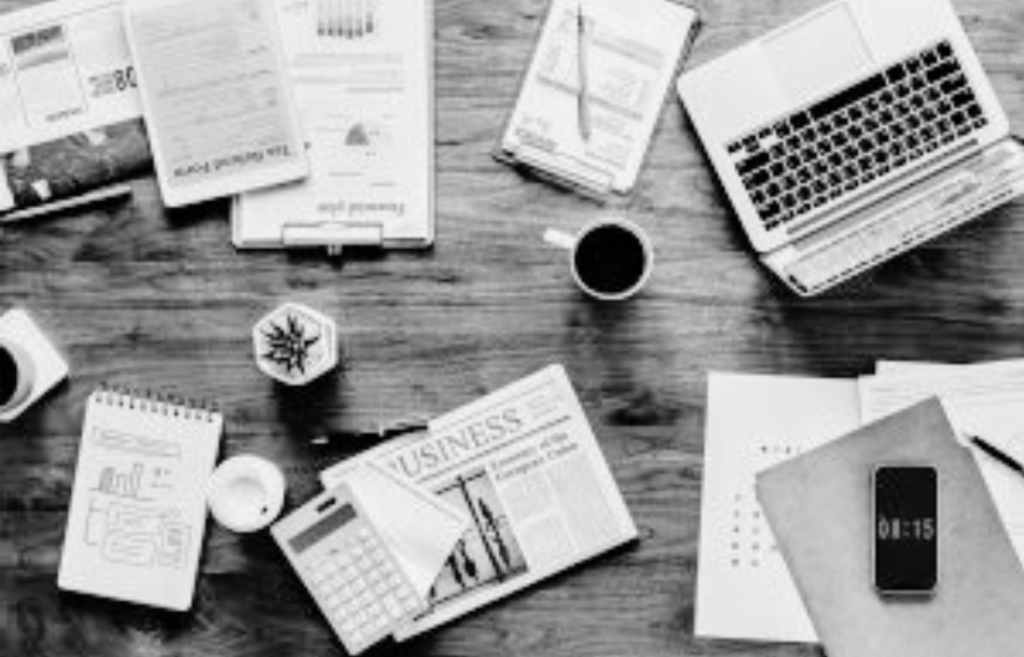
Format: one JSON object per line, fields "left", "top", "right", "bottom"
{"left": 873, "top": 465, "right": 938, "bottom": 594}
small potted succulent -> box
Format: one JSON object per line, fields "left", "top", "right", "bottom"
{"left": 252, "top": 303, "right": 338, "bottom": 386}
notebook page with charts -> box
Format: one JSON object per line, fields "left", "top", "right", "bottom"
{"left": 495, "top": 0, "right": 698, "bottom": 197}
{"left": 58, "top": 388, "right": 223, "bottom": 611}
{"left": 232, "top": 0, "right": 434, "bottom": 251}
{"left": 860, "top": 360, "right": 1024, "bottom": 564}
{"left": 695, "top": 372, "right": 860, "bottom": 643}
{"left": 123, "top": 0, "right": 307, "bottom": 207}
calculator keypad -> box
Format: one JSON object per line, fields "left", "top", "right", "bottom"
{"left": 305, "top": 526, "right": 424, "bottom": 653}
{"left": 273, "top": 484, "right": 428, "bottom": 657}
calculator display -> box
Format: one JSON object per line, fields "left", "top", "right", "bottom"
{"left": 289, "top": 503, "right": 356, "bottom": 553}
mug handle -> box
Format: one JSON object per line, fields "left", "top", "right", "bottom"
{"left": 542, "top": 229, "right": 576, "bottom": 251}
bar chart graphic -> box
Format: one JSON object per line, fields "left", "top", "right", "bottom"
{"left": 94, "top": 463, "right": 149, "bottom": 500}
{"left": 315, "top": 0, "right": 378, "bottom": 40}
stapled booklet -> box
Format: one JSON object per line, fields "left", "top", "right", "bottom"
{"left": 123, "top": 0, "right": 308, "bottom": 207}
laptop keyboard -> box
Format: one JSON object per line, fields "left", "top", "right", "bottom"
{"left": 728, "top": 40, "right": 988, "bottom": 232}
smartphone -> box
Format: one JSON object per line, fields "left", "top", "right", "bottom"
{"left": 872, "top": 464, "right": 938, "bottom": 596}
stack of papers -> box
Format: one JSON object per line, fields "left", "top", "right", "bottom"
{"left": 696, "top": 360, "right": 1024, "bottom": 644}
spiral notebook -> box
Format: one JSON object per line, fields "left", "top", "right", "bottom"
{"left": 58, "top": 387, "right": 223, "bottom": 611}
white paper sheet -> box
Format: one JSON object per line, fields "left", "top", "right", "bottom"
{"left": 321, "top": 458, "right": 468, "bottom": 599}
{"left": 695, "top": 373, "right": 860, "bottom": 643}
{"left": 860, "top": 361, "right": 1024, "bottom": 562}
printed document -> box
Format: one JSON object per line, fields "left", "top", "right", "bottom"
{"left": 0, "top": 0, "right": 141, "bottom": 153}
{"left": 124, "top": 0, "right": 307, "bottom": 206}
{"left": 321, "top": 365, "right": 637, "bottom": 638}
{"left": 860, "top": 361, "right": 1024, "bottom": 563}
{"left": 498, "top": 0, "right": 697, "bottom": 195}
{"left": 695, "top": 372, "right": 860, "bottom": 643}
{"left": 232, "top": 0, "right": 433, "bottom": 248}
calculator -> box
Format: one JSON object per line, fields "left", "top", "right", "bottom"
{"left": 271, "top": 483, "right": 426, "bottom": 655}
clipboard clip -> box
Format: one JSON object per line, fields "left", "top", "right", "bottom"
{"left": 281, "top": 222, "right": 384, "bottom": 257}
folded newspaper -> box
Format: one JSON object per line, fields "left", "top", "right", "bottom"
{"left": 321, "top": 364, "right": 638, "bottom": 638}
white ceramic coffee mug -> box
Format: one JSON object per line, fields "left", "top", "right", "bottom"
{"left": 543, "top": 217, "right": 654, "bottom": 301}
{"left": 0, "top": 338, "right": 37, "bottom": 415}
{"left": 207, "top": 455, "right": 287, "bottom": 533}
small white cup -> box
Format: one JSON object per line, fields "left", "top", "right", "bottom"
{"left": 543, "top": 217, "right": 654, "bottom": 301}
{"left": 208, "top": 455, "right": 286, "bottom": 533}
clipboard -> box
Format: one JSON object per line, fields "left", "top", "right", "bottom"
{"left": 494, "top": 0, "right": 700, "bottom": 198}
{"left": 231, "top": 0, "right": 435, "bottom": 255}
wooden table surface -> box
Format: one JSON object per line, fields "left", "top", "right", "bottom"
{"left": 2, "top": 0, "right": 1023, "bottom": 655}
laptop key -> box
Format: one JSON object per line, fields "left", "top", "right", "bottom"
{"left": 886, "top": 64, "right": 906, "bottom": 84}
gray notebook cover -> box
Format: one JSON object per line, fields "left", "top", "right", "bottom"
{"left": 756, "top": 398, "right": 1024, "bottom": 657}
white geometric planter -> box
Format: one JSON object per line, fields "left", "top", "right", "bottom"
{"left": 252, "top": 303, "right": 338, "bottom": 386}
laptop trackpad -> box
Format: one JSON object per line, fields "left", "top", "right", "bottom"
{"left": 764, "top": 3, "right": 873, "bottom": 103}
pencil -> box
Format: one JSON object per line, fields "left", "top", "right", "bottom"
{"left": 576, "top": 1, "right": 592, "bottom": 142}
{"left": 969, "top": 435, "right": 1024, "bottom": 477}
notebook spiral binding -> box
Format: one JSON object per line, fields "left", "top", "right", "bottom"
{"left": 93, "top": 383, "right": 220, "bottom": 422}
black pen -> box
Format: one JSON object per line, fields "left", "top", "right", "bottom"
{"left": 311, "top": 420, "right": 428, "bottom": 447}
{"left": 969, "top": 435, "right": 1024, "bottom": 477}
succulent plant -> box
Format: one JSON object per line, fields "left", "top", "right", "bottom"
{"left": 260, "top": 313, "right": 321, "bottom": 375}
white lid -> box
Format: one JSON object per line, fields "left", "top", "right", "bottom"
{"left": 207, "top": 455, "right": 286, "bottom": 533}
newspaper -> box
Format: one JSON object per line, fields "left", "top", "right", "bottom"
{"left": 322, "top": 364, "right": 638, "bottom": 638}
{"left": 0, "top": 0, "right": 148, "bottom": 215}
{"left": 0, "top": 0, "right": 142, "bottom": 153}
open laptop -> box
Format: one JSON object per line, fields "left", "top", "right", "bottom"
{"left": 678, "top": 0, "right": 1024, "bottom": 296}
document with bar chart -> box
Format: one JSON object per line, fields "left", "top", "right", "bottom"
{"left": 233, "top": 0, "right": 434, "bottom": 250}
{"left": 58, "top": 388, "right": 222, "bottom": 611}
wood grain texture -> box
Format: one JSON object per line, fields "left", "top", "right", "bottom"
{"left": 2, "top": 0, "right": 1023, "bottom": 655}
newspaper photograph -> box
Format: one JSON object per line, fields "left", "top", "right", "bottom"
{"left": 322, "top": 364, "right": 638, "bottom": 638}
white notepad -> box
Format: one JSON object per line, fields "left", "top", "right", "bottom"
{"left": 58, "top": 388, "right": 223, "bottom": 611}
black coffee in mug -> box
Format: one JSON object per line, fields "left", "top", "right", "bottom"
{"left": 573, "top": 223, "right": 649, "bottom": 297}
{"left": 0, "top": 346, "right": 19, "bottom": 407}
